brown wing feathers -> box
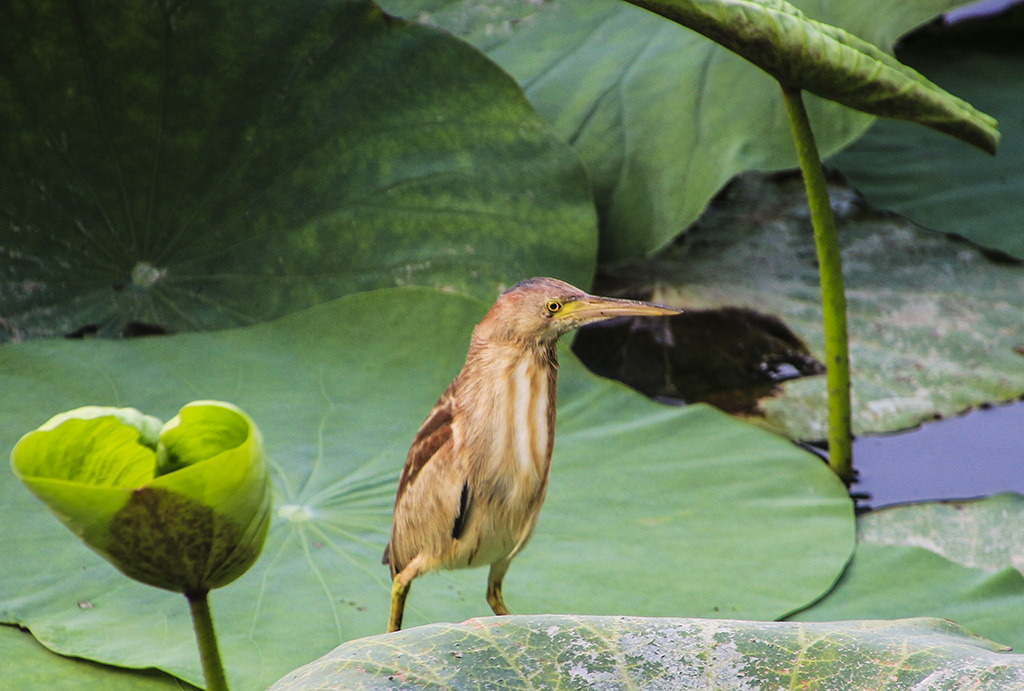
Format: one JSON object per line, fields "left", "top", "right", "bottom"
{"left": 383, "top": 385, "right": 457, "bottom": 568}
{"left": 395, "top": 386, "right": 456, "bottom": 505}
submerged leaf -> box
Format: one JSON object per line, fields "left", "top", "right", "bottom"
{"left": 623, "top": 172, "right": 1024, "bottom": 438}
{"left": 791, "top": 496, "right": 1024, "bottom": 652}
{"left": 858, "top": 493, "right": 1024, "bottom": 576}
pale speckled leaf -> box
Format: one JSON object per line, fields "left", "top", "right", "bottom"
{"left": 268, "top": 615, "right": 1024, "bottom": 690}
{"left": 0, "top": 288, "right": 852, "bottom": 688}
{"left": 382, "top": 0, "right": 980, "bottom": 258}
{"left": 0, "top": 0, "right": 595, "bottom": 341}
{"left": 638, "top": 174, "right": 1024, "bottom": 439}
{"left": 859, "top": 493, "right": 1024, "bottom": 575}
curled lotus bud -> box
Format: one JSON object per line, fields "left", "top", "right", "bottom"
{"left": 11, "top": 401, "right": 271, "bottom": 594}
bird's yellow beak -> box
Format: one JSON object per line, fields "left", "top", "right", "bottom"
{"left": 558, "top": 295, "right": 680, "bottom": 323}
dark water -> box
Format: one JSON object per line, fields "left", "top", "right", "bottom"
{"left": 851, "top": 399, "right": 1024, "bottom": 508}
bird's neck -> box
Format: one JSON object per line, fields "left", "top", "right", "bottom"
{"left": 457, "top": 340, "right": 559, "bottom": 487}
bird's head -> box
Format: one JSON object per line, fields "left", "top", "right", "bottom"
{"left": 476, "top": 277, "right": 680, "bottom": 346}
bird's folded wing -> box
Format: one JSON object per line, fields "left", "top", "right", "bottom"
{"left": 394, "top": 384, "right": 456, "bottom": 505}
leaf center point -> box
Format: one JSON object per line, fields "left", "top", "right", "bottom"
{"left": 277, "top": 504, "right": 315, "bottom": 522}
{"left": 131, "top": 261, "right": 167, "bottom": 289}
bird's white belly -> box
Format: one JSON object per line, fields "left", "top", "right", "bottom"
{"left": 444, "top": 350, "right": 553, "bottom": 571}
{"left": 459, "top": 483, "right": 543, "bottom": 569}
{"left": 451, "top": 447, "right": 548, "bottom": 570}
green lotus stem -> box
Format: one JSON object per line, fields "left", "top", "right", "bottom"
{"left": 780, "top": 84, "right": 854, "bottom": 483}
{"left": 187, "top": 590, "right": 229, "bottom": 691}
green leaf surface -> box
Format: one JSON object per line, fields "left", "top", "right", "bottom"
{"left": 791, "top": 545, "right": 1024, "bottom": 653}
{"left": 13, "top": 414, "right": 157, "bottom": 487}
{"left": 622, "top": 0, "right": 998, "bottom": 152}
{"left": 858, "top": 493, "right": 1024, "bottom": 576}
{"left": 384, "top": 0, "right": 976, "bottom": 258}
{"left": 0, "top": 624, "right": 195, "bottom": 691}
{"left": 790, "top": 495, "right": 1024, "bottom": 653}
{"left": 157, "top": 402, "right": 252, "bottom": 473}
{"left": 832, "top": 19, "right": 1024, "bottom": 258}
{"left": 269, "top": 615, "right": 1024, "bottom": 690}
{"left": 0, "top": 288, "right": 853, "bottom": 688}
{"left": 638, "top": 173, "right": 1024, "bottom": 439}
{"left": 0, "top": 0, "right": 595, "bottom": 341}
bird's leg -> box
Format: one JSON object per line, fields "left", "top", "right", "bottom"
{"left": 388, "top": 555, "right": 428, "bottom": 633}
{"left": 387, "top": 573, "right": 411, "bottom": 633}
{"left": 486, "top": 559, "right": 511, "bottom": 616}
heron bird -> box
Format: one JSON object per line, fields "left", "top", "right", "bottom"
{"left": 383, "top": 277, "right": 679, "bottom": 632}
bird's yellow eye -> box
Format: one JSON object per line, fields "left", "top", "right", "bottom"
{"left": 546, "top": 301, "right": 563, "bottom": 314}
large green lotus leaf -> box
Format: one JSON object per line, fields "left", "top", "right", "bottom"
{"left": 0, "top": 288, "right": 853, "bottom": 688}
{"left": 0, "top": 625, "right": 194, "bottom": 691}
{"left": 790, "top": 545, "right": 1024, "bottom": 653}
{"left": 858, "top": 493, "right": 1024, "bottom": 576}
{"left": 638, "top": 174, "right": 1024, "bottom": 439}
{"left": 269, "top": 615, "right": 1024, "bottom": 690}
{"left": 832, "top": 18, "right": 1024, "bottom": 258}
{"left": 383, "top": 0, "right": 972, "bottom": 258}
{"left": 0, "top": 0, "right": 595, "bottom": 341}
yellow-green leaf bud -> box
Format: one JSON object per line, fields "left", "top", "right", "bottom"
{"left": 11, "top": 401, "right": 271, "bottom": 595}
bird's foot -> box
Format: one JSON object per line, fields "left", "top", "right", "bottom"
{"left": 486, "top": 584, "right": 510, "bottom": 616}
